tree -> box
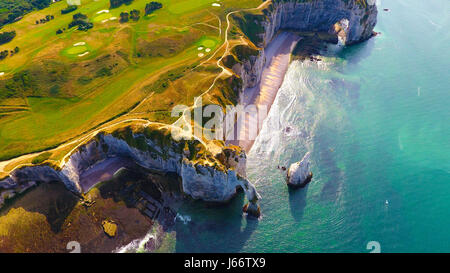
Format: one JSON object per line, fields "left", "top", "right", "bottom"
{"left": 119, "top": 12, "right": 129, "bottom": 23}
{"left": 69, "top": 13, "right": 93, "bottom": 31}
{"left": 73, "top": 13, "right": 87, "bottom": 21}
{"left": 145, "top": 2, "right": 162, "bottom": 15}
{"left": 110, "top": 0, "right": 122, "bottom": 9}
{"left": 110, "top": 0, "right": 134, "bottom": 9}
{"left": 0, "top": 50, "right": 9, "bottom": 60}
{"left": 32, "top": 0, "right": 52, "bottom": 10}
{"left": 14, "top": 47, "right": 19, "bottom": 53}
{"left": 130, "top": 9, "right": 140, "bottom": 21}
{"left": 0, "top": 31, "right": 17, "bottom": 45}
{"left": 61, "top": 5, "right": 78, "bottom": 15}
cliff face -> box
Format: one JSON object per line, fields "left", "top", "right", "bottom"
{"left": 231, "top": 47, "right": 266, "bottom": 92}
{"left": 261, "top": 0, "right": 378, "bottom": 47}
{"left": 0, "top": 128, "right": 260, "bottom": 209}
{"left": 231, "top": 0, "right": 377, "bottom": 91}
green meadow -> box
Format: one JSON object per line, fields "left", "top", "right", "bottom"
{"left": 0, "top": 0, "right": 262, "bottom": 162}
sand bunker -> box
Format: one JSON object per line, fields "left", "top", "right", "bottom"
{"left": 73, "top": 42, "right": 86, "bottom": 46}
{"left": 198, "top": 53, "right": 204, "bottom": 58}
{"left": 96, "top": 10, "right": 109, "bottom": 14}
{"left": 78, "top": 52, "right": 90, "bottom": 57}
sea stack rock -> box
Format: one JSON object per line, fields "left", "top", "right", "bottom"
{"left": 286, "top": 152, "right": 313, "bottom": 188}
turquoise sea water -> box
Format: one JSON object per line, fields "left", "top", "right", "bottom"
{"left": 174, "top": 0, "right": 450, "bottom": 252}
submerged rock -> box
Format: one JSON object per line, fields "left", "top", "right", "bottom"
{"left": 286, "top": 152, "right": 313, "bottom": 188}
{"left": 243, "top": 201, "right": 261, "bottom": 218}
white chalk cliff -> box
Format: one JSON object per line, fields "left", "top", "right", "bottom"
{"left": 0, "top": 130, "right": 260, "bottom": 213}
{"left": 231, "top": 0, "right": 377, "bottom": 92}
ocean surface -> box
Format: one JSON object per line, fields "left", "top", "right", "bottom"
{"left": 169, "top": 0, "right": 450, "bottom": 253}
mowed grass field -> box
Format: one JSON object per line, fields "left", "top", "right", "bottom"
{"left": 0, "top": 0, "right": 262, "bottom": 162}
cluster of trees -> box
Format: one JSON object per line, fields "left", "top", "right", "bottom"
{"left": 61, "top": 5, "right": 78, "bottom": 15}
{"left": 0, "top": 31, "right": 16, "bottom": 45}
{"left": 0, "top": 47, "right": 20, "bottom": 61}
{"left": 119, "top": 2, "right": 162, "bottom": 23}
{"left": 56, "top": 28, "right": 66, "bottom": 35}
{"left": 0, "top": 0, "right": 52, "bottom": 27}
{"left": 119, "top": 9, "right": 140, "bottom": 23}
{"left": 110, "top": 0, "right": 134, "bottom": 9}
{"left": 145, "top": 2, "right": 162, "bottom": 15}
{"left": 35, "top": 15, "right": 54, "bottom": 24}
{"left": 68, "top": 13, "right": 93, "bottom": 31}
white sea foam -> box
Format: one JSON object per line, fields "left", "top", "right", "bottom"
{"left": 175, "top": 213, "right": 191, "bottom": 225}
{"left": 115, "top": 231, "right": 157, "bottom": 253}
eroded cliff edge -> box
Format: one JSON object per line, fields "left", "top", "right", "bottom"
{"left": 0, "top": 125, "right": 260, "bottom": 213}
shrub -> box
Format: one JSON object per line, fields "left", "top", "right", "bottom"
{"left": 110, "top": 0, "right": 133, "bottom": 9}
{"left": 77, "top": 76, "right": 92, "bottom": 85}
{"left": 68, "top": 13, "right": 93, "bottom": 31}
{"left": 129, "top": 9, "right": 140, "bottom": 21}
{"left": 145, "top": 2, "right": 162, "bottom": 15}
{"left": 95, "top": 67, "right": 112, "bottom": 78}
{"left": 31, "top": 152, "right": 52, "bottom": 164}
{"left": 61, "top": 5, "right": 78, "bottom": 15}
{"left": 73, "top": 13, "right": 87, "bottom": 21}
{"left": 0, "top": 50, "right": 9, "bottom": 60}
{"left": 119, "top": 12, "right": 129, "bottom": 23}
{"left": 0, "top": 31, "right": 16, "bottom": 45}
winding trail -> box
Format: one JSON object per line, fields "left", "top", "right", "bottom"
{"left": 0, "top": 1, "right": 270, "bottom": 178}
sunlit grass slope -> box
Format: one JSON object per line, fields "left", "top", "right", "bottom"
{"left": 0, "top": 0, "right": 262, "bottom": 162}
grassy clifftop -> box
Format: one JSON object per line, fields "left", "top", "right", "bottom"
{"left": 0, "top": 0, "right": 262, "bottom": 163}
